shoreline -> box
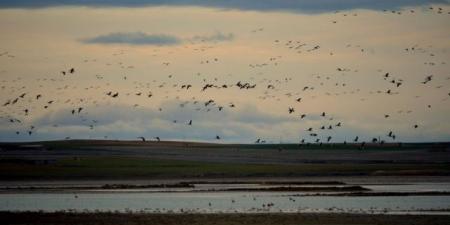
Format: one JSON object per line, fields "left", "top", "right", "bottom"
{"left": 2, "top": 175, "right": 450, "bottom": 184}
{"left": 2, "top": 189, "right": 450, "bottom": 196}
{"left": 1, "top": 175, "right": 450, "bottom": 194}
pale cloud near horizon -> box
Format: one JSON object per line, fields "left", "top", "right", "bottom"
{"left": 2, "top": 101, "right": 447, "bottom": 143}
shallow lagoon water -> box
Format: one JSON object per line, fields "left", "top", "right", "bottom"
{"left": 1, "top": 191, "right": 450, "bottom": 214}
{"left": 366, "top": 183, "right": 450, "bottom": 193}
{"left": 1, "top": 182, "right": 450, "bottom": 214}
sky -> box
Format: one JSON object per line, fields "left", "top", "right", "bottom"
{"left": 0, "top": 1, "right": 449, "bottom": 143}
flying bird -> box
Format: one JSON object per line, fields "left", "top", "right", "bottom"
{"left": 138, "top": 137, "right": 146, "bottom": 142}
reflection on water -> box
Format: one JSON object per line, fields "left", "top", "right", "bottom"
{"left": 1, "top": 191, "right": 449, "bottom": 214}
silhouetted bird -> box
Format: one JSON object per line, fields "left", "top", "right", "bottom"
{"left": 288, "top": 107, "right": 295, "bottom": 114}
{"left": 138, "top": 137, "right": 146, "bottom": 142}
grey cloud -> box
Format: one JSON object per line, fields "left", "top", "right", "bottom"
{"left": 81, "top": 32, "right": 181, "bottom": 45}
{"left": 0, "top": 1, "right": 448, "bottom": 13}
{"left": 81, "top": 31, "right": 235, "bottom": 45}
{"left": 190, "top": 32, "right": 234, "bottom": 43}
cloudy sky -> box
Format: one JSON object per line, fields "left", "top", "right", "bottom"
{"left": 0, "top": 1, "right": 449, "bottom": 143}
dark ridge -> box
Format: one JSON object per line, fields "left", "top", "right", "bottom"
{"left": 1, "top": 139, "right": 449, "bottom": 151}
{"left": 1, "top": 212, "right": 449, "bottom": 225}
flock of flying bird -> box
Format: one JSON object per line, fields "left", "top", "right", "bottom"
{"left": 0, "top": 6, "right": 449, "bottom": 146}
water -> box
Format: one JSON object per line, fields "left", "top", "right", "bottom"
{"left": 366, "top": 183, "right": 450, "bottom": 193}
{"left": 1, "top": 182, "right": 449, "bottom": 214}
{"left": 1, "top": 191, "right": 449, "bottom": 214}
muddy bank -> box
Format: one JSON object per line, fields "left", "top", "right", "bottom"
{"left": 204, "top": 185, "right": 370, "bottom": 192}
{"left": 2, "top": 176, "right": 450, "bottom": 188}
{"left": 0, "top": 182, "right": 369, "bottom": 193}
{"left": 294, "top": 191, "right": 450, "bottom": 197}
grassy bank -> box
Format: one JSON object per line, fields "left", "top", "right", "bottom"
{"left": 2, "top": 212, "right": 450, "bottom": 225}
{"left": 1, "top": 156, "right": 449, "bottom": 180}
